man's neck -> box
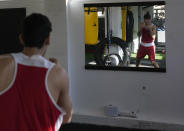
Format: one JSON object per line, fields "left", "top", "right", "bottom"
{"left": 22, "top": 47, "right": 45, "bottom": 57}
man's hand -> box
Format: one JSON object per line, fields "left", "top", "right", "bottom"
{"left": 49, "top": 58, "right": 59, "bottom": 65}
{"left": 144, "top": 24, "right": 156, "bottom": 37}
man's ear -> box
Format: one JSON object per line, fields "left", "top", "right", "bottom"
{"left": 45, "top": 35, "right": 50, "bottom": 46}
{"left": 19, "top": 34, "right": 24, "bottom": 46}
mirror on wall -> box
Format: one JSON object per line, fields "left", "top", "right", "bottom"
{"left": 84, "top": 1, "right": 166, "bottom": 72}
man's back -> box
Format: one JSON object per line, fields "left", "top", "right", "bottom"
{"left": 0, "top": 53, "right": 66, "bottom": 131}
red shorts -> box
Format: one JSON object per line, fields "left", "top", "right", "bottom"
{"left": 136, "top": 45, "right": 155, "bottom": 61}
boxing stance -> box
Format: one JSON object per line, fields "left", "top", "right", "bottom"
{"left": 0, "top": 13, "right": 72, "bottom": 131}
{"left": 136, "top": 12, "right": 159, "bottom": 68}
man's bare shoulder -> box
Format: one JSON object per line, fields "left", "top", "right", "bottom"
{"left": 0, "top": 54, "right": 14, "bottom": 83}
{"left": 0, "top": 54, "right": 14, "bottom": 67}
{"left": 139, "top": 22, "right": 145, "bottom": 26}
{"left": 51, "top": 64, "right": 67, "bottom": 78}
{"left": 48, "top": 62, "right": 69, "bottom": 90}
{"left": 0, "top": 54, "right": 13, "bottom": 59}
{"left": 48, "top": 58, "right": 67, "bottom": 78}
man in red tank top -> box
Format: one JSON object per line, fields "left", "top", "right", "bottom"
{"left": 0, "top": 13, "right": 72, "bottom": 131}
{"left": 136, "top": 12, "right": 159, "bottom": 68}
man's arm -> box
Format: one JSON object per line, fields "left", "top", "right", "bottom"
{"left": 151, "top": 25, "right": 156, "bottom": 39}
{"left": 56, "top": 66, "right": 72, "bottom": 124}
{"left": 137, "top": 23, "right": 144, "bottom": 37}
{"left": 57, "top": 69, "right": 72, "bottom": 124}
{"left": 48, "top": 58, "right": 72, "bottom": 124}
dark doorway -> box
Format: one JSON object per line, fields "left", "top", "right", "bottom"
{"left": 0, "top": 8, "right": 26, "bottom": 54}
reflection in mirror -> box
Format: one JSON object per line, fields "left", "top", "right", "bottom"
{"left": 84, "top": 1, "right": 166, "bottom": 72}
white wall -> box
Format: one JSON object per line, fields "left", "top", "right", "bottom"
{"left": 44, "top": 0, "right": 68, "bottom": 70}
{"left": 67, "top": 0, "right": 184, "bottom": 126}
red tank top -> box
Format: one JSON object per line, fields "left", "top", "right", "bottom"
{"left": 141, "top": 28, "right": 154, "bottom": 43}
{"left": 0, "top": 53, "right": 66, "bottom": 131}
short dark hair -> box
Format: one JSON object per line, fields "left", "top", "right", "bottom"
{"left": 144, "top": 12, "right": 151, "bottom": 20}
{"left": 22, "top": 13, "right": 52, "bottom": 49}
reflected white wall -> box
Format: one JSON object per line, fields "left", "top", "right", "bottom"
{"left": 111, "top": 7, "right": 122, "bottom": 39}
{"left": 131, "top": 6, "right": 139, "bottom": 53}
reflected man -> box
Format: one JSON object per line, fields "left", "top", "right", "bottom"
{"left": 136, "top": 12, "right": 159, "bottom": 68}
